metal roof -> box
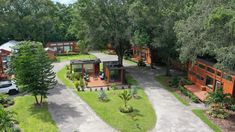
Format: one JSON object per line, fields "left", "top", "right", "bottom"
{"left": 0, "top": 40, "right": 18, "bottom": 52}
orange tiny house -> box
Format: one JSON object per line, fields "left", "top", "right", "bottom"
{"left": 131, "top": 46, "right": 152, "bottom": 64}
{"left": 186, "top": 58, "right": 235, "bottom": 101}
{"left": 46, "top": 41, "right": 78, "bottom": 54}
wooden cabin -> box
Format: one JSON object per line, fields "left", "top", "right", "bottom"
{"left": 131, "top": 46, "right": 152, "bottom": 64}
{"left": 103, "top": 61, "right": 125, "bottom": 84}
{"left": 46, "top": 41, "right": 78, "bottom": 54}
{"left": 45, "top": 48, "right": 56, "bottom": 60}
{"left": 185, "top": 58, "right": 235, "bottom": 101}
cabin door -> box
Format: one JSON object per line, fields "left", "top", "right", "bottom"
{"left": 215, "top": 80, "right": 222, "bottom": 92}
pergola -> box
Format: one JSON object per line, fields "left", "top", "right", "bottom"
{"left": 70, "top": 59, "right": 101, "bottom": 75}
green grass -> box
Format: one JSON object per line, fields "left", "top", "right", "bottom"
{"left": 192, "top": 109, "right": 221, "bottom": 132}
{"left": 124, "top": 59, "right": 137, "bottom": 65}
{"left": 9, "top": 95, "right": 58, "bottom": 132}
{"left": 56, "top": 66, "right": 75, "bottom": 88}
{"left": 77, "top": 88, "right": 156, "bottom": 132}
{"left": 126, "top": 74, "right": 138, "bottom": 85}
{"left": 155, "top": 75, "right": 190, "bottom": 106}
{"left": 56, "top": 54, "right": 96, "bottom": 62}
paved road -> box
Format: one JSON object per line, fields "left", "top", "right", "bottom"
{"left": 127, "top": 67, "right": 212, "bottom": 132}
{"left": 47, "top": 61, "right": 116, "bottom": 132}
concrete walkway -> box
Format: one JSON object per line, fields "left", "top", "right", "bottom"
{"left": 127, "top": 67, "right": 212, "bottom": 132}
{"left": 47, "top": 62, "right": 116, "bottom": 132}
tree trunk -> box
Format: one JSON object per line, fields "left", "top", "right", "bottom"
{"left": 40, "top": 95, "right": 43, "bottom": 104}
{"left": 118, "top": 55, "right": 123, "bottom": 66}
{"left": 34, "top": 95, "right": 39, "bottom": 105}
{"left": 165, "top": 57, "right": 171, "bottom": 76}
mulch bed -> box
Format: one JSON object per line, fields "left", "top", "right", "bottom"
{"left": 205, "top": 110, "right": 235, "bottom": 132}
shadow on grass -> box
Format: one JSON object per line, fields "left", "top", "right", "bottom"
{"left": 28, "top": 102, "right": 83, "bottom": 125}
{"left": 127, "top": 109, "right": 143, "bottom": 121}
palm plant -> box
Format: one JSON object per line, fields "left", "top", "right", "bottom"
{"left": 119, "top": 90, "right": 132, "bottom": 108}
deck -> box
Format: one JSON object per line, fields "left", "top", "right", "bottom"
{"left": 184, "top": 85, "right": 208, "bottom": 101}
{"left": 87, "top": 76, "right": 109, "bottom": 87}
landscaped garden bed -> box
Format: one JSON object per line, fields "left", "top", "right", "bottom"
{"left": 57, "top": 65, "right": 156, "bottom": 132}
{"left": 9, "top": 95, "right": 58, "bottom": 132}
{"left": 77, "top": 87, "right": 156, "bottom": 132}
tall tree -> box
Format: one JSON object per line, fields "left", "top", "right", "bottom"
{"left": 10, "top": 41, "right": 56, "bottom": 105}
{"left": 175, "top": 0, "right": 235, "bottom": 71}
{"left": 70, "top": 0, "right": 133, "bottom": 65}
{"left": 129, "top": 0, "right": 196, "bottom": 75}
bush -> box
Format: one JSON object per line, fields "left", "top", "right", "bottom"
{"left": 0, "top": 94, "right": 15, "bottom": 108}
{"left": 191, "top": 95, "right": 200, "bottom": 103}
{"left": 171, "top": 76, "right": 180, "bottom": 87}
{"left": 119, "top": 105, "right": 133, "bottom": 113}
{"left": 111, "top": 83, "right": 118, "bottom": 90}
{"left": 178, "top": 86, "right": 200, "bottom": 103}
{"left": 66, "top": 65, "right": 70, "bottom": 70}
{"left": 80, "top": 77, "right": 85, "bottom": 91}
{"left": 205, "top": 88, "right": 232, "bottom": 106}
{"left": 178, "top": 86, "right": 188, "bottom": 96}
{"left": 66, "top": 71, "right": 71, "bottom": 79}
{"left": 229, "top": 104, "right": 235, "bottom": 111}
{"left": 98, "top": 90, "right": 108, "bottom": 102}
{"left": 130, "top": 86, "right": 138, "bottom": 98}
{"left": 74, "top": 80, "right": 79, "bottom": 90}
{"left": 179, "top": 78, "right": 192, "bottom": 86}
{"left": 137, "top": 59, "right": 146, "bottom": 67}
{"left": 207, "top": 103, "right": 229, "bottom": 119}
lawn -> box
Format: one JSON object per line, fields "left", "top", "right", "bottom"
{"left": 124, "top": 59, "right": 137, "bottom": 65}
{"left": 9, "top": 95, "right": 58, "bottom": 132}
{"left": 56, "top": 54, "right": 96, "bottom": 62}
{"left": 57, "top": 66, "right": 156, "bottom": 132}
{"left": 56, "top": 66, "right": 74, "bottom": 88}
{"left": 77, "top": 88, "right": 156, "bottom": 132}
{"left": 126, "top": 74, "right": 138, "bottom": 85}
{"left": 192, "top": 109, "right": 221, "bottom": 132}
{"left": 155, "top": 75, "right": 190, "bottom": 106}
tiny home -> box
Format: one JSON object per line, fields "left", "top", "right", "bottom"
{"left": 185, "top": 58, "right": 235, "bottom": 101}
{"left": 131, "top": 46, "right": 152, "bottom": 64}
{"left": 45, "top": 48, "right": 56, "bottom": 60}
{"left": 46, "top": 41, "right": 78, "bottom": 54}
{"left": 70, "top": 59, "right": 125, "bottom": 87}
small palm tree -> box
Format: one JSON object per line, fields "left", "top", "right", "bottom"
{"left": 119, "top": 90, "right": 132, "bottom": 108}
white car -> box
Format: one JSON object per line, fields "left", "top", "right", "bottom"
{"left": 0, "top": 80, "right": 18, "bottom": 95}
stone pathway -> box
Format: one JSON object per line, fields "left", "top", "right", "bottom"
{"left": 47, "top": 62, "right": 116, "bottom": 132}
{"left": 127, "top": 67, "right": 212, "bottom": 132}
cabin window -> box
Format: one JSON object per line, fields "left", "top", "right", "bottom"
{"left": 216, "top": 72, "right": 221, "bottom": 77}
{"left": 206, "top": 76, "right": 214, "bottom": 88}
{"left": 207, "top": 67, "right": 215, "bottom": 74}
{"left": 198, "top": 64, "right": 206, "bottom": 69}
{"left": 223, "top": 74, "right": 232, "bottom": 81}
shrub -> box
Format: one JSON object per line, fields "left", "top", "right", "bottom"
{"left": 0, "top": 94, "right": 15, "bottom": 108}
{"left": 137, "top": 59, "right": 146, "bottom": 67}
{"left": 230, "top": 104, "right": 235, "bottom": 111}
{"left": 178, "top": 86, "right": 188, "bottom": 96}
{"left": 119, "top": 90, "right": 133, "bottom": 113}
{"left": 66, "top": 71, "right": 71, "bottom": 79}
{"left": 0, "top": 105, "right": 18, "bottom": 131}
{"left": 171, "top": 76, "right": 180, "bottom": 87}
{"left": 66, "top": 65, "right": 70, "bottom": 70}
{"left": 207, "top": 103, "right": 229, "bottom": 119}
{"left": 179, "top": 78, "right": 192, "bottom": 86}
{"left": 98, "top": 90, "right": 108, "bottom": 102}
{"left": 205, "top": 88, "right": 232, "bottom": 106}
{"left": 74, "top": 80, "right": 79, "bottom": 90}
{"left": 80, "top": 77, "right": 85, "bottom": 91}
{"left": 119, "top": 105, "right": 133, "bottom": 113}
{"left": 111, "top": 83, "right": 118, "bottom": 90}
{"left": 191, "top": 95, "right": 200, "bottom": 103}
{"left": 130, "top": 86, "right": 138, "bottom": 98}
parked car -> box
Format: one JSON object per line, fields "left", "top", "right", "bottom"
{"left": 0, "top": 80, "right": 18, "bottom": 95}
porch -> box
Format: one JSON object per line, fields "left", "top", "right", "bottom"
{"left": 184, "top": 85, "right": 209, "bottom": 101}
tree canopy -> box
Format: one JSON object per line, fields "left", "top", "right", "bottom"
{"left": 174, "top": 0, "right": 235, "bottom": 71}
